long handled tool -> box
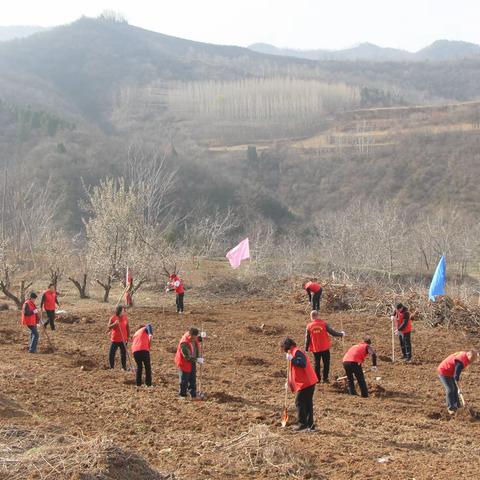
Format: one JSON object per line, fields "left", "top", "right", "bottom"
{"left": 391, "top": 315, "right": 395, "bottom": 363}
{"left": 40, "top": 312, "right": 55, "bottom": 351}
{"left": 197, "top": 324, "right": 206, "bottom": 400}
{"left": 118, "top": 321, "right": 135, "bottom": 373}
{"left": 281, "top": 359, "right": 289, "bottom": 427}
{"left": 456, "top": 381, "right": 466, "bottom": 408}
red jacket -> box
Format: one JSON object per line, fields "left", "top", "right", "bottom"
{"left": 304, "top": 281, "right": 321, "bottom": 293}
{"left": 131, "top": 327, "right": 151, "bottom": 353}
{"left": 169, "top": 275, "right": 185, "bottom": 294}
{"left": 175, "top": 332, "right": 200, "bottom": 373}
{"left": 289, "top": 347, "right": 318, "bottom": 392}
{"left": 395, "top": 309, "right": 412, "bottom": 334}
{"left": 343, "top": 343, "right": 370, "bottom": 364}
{"left": 42, "top": 290, "right": 57, "bottom": 311}
{"left": 110, "top": 315, "right": 129, "bottom": 343}
{"left": 306, "top": 320, "right": 331, "bottom": 352}
{"left": 438, "top": 352, "right": 470, "bottom": 377}
{"left": 21, "top": 299, "right": 38, "bottom": 326}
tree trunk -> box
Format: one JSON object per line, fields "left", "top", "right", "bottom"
{"left": 68, "top": 274, "right": 89, "bottom": 299}
{"left": 96, "top": 277, "right": 112, "bottom": 303}
{"left": 0, "top": 281, "right": 22, "bottom": 309}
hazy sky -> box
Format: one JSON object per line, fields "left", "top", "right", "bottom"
{"left": 2, "top": 0, "right": 479, "bottom": 51}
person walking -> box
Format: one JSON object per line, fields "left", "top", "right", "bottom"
{"left": 342, "top": 337, "right": 377, "bottom": 398}
{"left": 438, "top": 350, "right": 477, "bottom": 414}
{"left": 175, "top": 327, "right": 206, "bottom": 399}
{"left": 303, "top": 280, "right": 322, "bottom": 311}
{"left": 131, "top": 324, "right": 153, "bottom": 387}
{"left": 281, "top": 337, "right": 318, "bottom": 431}
{"left": 21, "top": 292, "right": 40, "bottom": 353}
{"left": 305, "top": 310, "right": 345, "bottom": 383}
{"left": 392, "top": 303, "right": 412, "bottom": 361}
{"left": 40, "top": 283, "right": 60, "bottom": 331}
{"left": 107, "top": 305, "right": 130, "bottom": 370}
{"left": 167, "top": 273, "right": 185, "bottom": 313}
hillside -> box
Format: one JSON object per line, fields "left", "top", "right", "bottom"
{"left": 0, "top": 25, "right": 45, "bottom": 41}
{"left": 1, "top": 17, "right": 480, "bottom": 231}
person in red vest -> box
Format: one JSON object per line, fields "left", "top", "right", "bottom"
{"left": 391, "top": 303, "right": 412, "bottom": 361}
{"left": 281, "top": 337, "right": 318, "bottom": 431}
{"left": 21, "top": 292, "right": 40, "bottom": 353}
{"left": 40, "top": 283, "right": 60, "bottom": 331}
{"left": 303, "top": 280, "right": 322, "bottom": 311}
{"left": 175, "top": 327, "right": 206, "bottom": 399}
{"left": 131, "top": 323, "right": 153, "bottom": 387}
{"left": 305, "top": 310, "right": 345, "bottom": 383}
{"left": 437, "top": 350, "right": 477, "bottom": 414}
{"left": 107, "top": 305, "right": 130, "bottom": 370}
{"left": 167, "top": 274, "right": 185, "bottom": 313}
{"left": 342, "top": 337, "right": 377, "bottom": 398}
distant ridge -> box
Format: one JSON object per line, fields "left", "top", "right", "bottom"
{"left": 249, "top": 40, "right": 480, "bottom": 62}
{"left": 0, "top": 25, "right": 46, "bottom": 42}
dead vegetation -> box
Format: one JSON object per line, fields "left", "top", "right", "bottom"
{"left": 0, "top": 425, "right": 173, "bottom": 480}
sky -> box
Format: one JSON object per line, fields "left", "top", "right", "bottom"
{"left": 1, "top": 0, "right": 479, "bottom": 52}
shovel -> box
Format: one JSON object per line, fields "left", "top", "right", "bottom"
{"left": 281, "top": 359, "right": 289, "bottom": 427}
{"left": 456, "top": 381, "right": 466, "bottom": 408}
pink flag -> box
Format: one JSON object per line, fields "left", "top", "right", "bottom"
{"left": 226, "top": 238, "right": 250, "bottom": 269}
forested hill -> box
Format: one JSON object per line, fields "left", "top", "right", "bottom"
{"left": 1, "top": 16, "right": 480, "bottom": 233}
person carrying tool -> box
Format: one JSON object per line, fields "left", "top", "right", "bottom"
{"left": 167, "top": 273, "right": 185, "bottom": 313}
{"left": 131, "top": 324, "right": 153, "bottom": 387}
{"left": 303, "top": 280, "right": 322, "bottom": 311}
{"left": 342, "top": 337, "right": 377, "bottom": 398}
{"left": 305, "top": 310, "right": 345, "bottom": 383}
{"left": 21, "top": 292, "right": 40, "bottom": 353}
{"left": 391, "top": 303, "right": 412, "bottom": 361}
{"left": 40, "top": 283, "right": 60, "bottom": 331}
{"left": 107, "top": 305, "right": 130, "bottom": 370}
{"left": 437, "top": 350, "right": 477, "bottom": 414}
{"left": 175, "top": 327, "right": 206, "bottom": 399}
{"left": 281, "top": 337, "right": 318, "bottom": 431}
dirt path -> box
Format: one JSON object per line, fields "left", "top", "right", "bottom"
{"left": 1, "top": 296, "right": 479, "bottom": 479}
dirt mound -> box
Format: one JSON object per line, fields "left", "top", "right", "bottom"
{"left": 0, "top": 425, "right": 173, "bottom": 480}
{"left": 0, "top": 328, "right": 19, "bottom": 344}
{"left": 235, "top": 355, "right": 270, "bottom": 366}
{"left": 71, "top": 355, "right": 99, "bottom": 371}
{"left": 0, "top": 395, "right": 28, "bottom": 418}
{"left": 370, "top": 384, "right": 387, "bottom": 397}
{"left": 207, "top": 424, "right": 322, "bottom": 479}
{"left": 57, "top": 314, "right": 81, "bottom": 324}
{"left": 246, "top": 324, "right": 286, "bottom": 336}
{"left": 209, "top": 392, "right": 246, "bottom": 404}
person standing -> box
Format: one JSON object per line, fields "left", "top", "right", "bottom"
{"left": 342, "top": 337, "right": 377, "bottom": 398}
{"left": 21, "top": 292, "right": 40, "bottom": 353}
{"left": 168, "top": 273, "right": 185, "bottom": 313}
{"left": 392, "top": 303, "right": 412, "bottom": 361}
{"left": 437, "top": 350, "right": 477, "bottom": 414}
{"left": 40, "top": 283, "right": 60, "bottom": 331}
{"left": 175, "top": 327, "right": 206, "bottom": 399}
{"left": 303, "top": 280, "right": 322, "bottom": 311}
{"left": 281, "top": 337, "right": 318, "bottom": 431}
{"left": 305, "top": 310, "right": 345, "bottom": 383}
{"left": 131, "top": 324, "right": 153, "bottom": 387}
{"left": 107, "top": 305, "right": 130, "bottom": 370}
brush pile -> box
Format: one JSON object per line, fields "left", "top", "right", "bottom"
{"left": 0, "top": 425, "right": 173, "bottom": 480}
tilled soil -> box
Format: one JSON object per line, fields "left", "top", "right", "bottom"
{"left": 1, "top": 296, "right": 480, "bottom": 479}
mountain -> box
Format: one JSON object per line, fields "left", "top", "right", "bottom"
{"left": 248, "top": 40, "right": 480, "bottom": 62}
{"left": 0, "top": 25, "right": 45, "bottom": 42}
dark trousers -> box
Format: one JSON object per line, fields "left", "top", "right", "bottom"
{"left": 311, "top": 290, "right": 322, "bottom": 311}
{"left": 179, "top": 364, "right": 196, "bottom": 397}
{"left": 43, "top": 310, "right": 56, "bottom": 330}
{"left": 439, "top": 375, "right": 459, "bottom": 410}
{"left": 109, "top": 342, "right": 127, "bottom": 370}
{"left": 295, "top": 384, "right": 315, "bottom": 428}
{"left": 343, "top": 361, "right": 369, "bottom": 397}
{"left": 399, "top": 332, "right": 412, "bottom": 359}
{"left": 176, "top": 293, "right": 184, "bottom": 312}
{"left": 134, "top": 350, "right": 152, "bottom": 386}
{"left": 313, "top": 350, "right": 330, "bottom": 382}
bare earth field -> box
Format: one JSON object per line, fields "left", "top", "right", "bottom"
{"left": 1, "top": 290, "right": 480, "bottom": 479}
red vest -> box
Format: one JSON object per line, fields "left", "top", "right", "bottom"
{"left": 438, "top": 351, "right": 470, "bottom": 377}
{"left": 175, "top": 332, "right": 200, "bottom": 373}
{"left": 306, "top": 320, "right": 331, "bottom": 352}
{"left": 110, "top": 315, "right": 128, "bottom": 343}
{"left": 43, "top": 290, "right": 57, "bottom": 310}
{"left": 21, "top": 299, "right": 38, "bottom": 326}
{"left": 343, "top": 343, "right": 369, "bottom": 364}
{"left": 305, "top": 281, "right": 321, "bottom": 293}
{"left": 170, "top": 276, "right": 185, "bottom": 294}
{"left": 395, "top": 309, "right": 412, "bottom": 334}
{"left": 131, "top": 327, "right": 150, "bottom": 353}
{"left": 288, "top": 347, "right": 318, "bottom": 392}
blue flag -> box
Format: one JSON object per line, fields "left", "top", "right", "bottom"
{"left": 429, "top": 255, "right": 446, "bottom": 301}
